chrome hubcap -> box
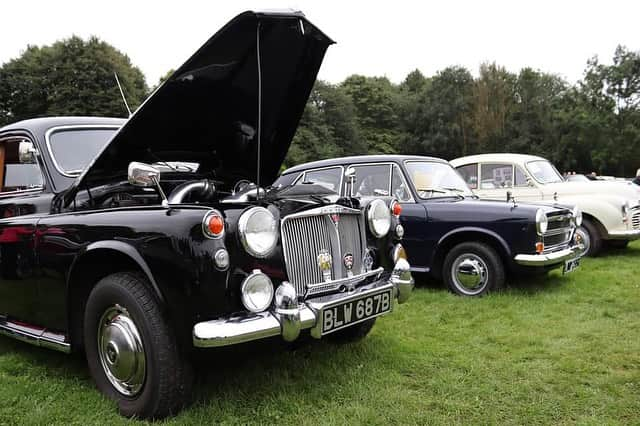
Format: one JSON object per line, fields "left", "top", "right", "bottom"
{"left": 451, "top": 254, "right": 489, "bottom": 295}
{"left": 575, "top": 227, "right": 590, "bottom": 257}
{"left": 98, "top": 305, "right": 146, "bottom": 396}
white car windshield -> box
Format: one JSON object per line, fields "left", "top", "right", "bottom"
{"left": 526, "top": 160, "right": 564, "bottom": 184}
{"left": 405, "top": 161, "right": 473, "bottom": 198}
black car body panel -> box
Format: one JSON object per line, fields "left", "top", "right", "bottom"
{"left": 0, "top": 13, "right": 412, "bottom": 356}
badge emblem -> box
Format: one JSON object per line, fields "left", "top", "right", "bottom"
{"left": 343, "top": 253, "right": 354, "bottom": 270}
{"left": 317, "top": 250, "right": 332, "bottom": 282}
{"left": 330, "top": 213, "right": 340, "bottom": 226}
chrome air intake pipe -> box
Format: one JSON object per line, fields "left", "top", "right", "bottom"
{"left": 167, "top": 180, "right": 216, "bottom": 204}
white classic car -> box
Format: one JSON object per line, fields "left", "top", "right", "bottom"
{"left": 450, "top": 154, "right": 640, "bottom": 256}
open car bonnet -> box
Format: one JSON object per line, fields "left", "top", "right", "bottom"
{"left": 66, "top": 10, "right": 333, "bottom": 204}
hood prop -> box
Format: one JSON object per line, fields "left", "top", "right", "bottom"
{"left": 255, "top": 21, "right": 263, "bottom": 200}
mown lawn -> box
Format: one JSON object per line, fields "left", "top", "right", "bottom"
{"left": 1, "top": 243, "right": 639, "bottom": 425}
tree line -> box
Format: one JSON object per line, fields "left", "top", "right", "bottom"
{"left": 1, "top": 37, "right": 638, "bottom": 176}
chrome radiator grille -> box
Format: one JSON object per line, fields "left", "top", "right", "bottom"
{"left": 281, "top": 206, "right": 366, "bottom": 297}
{"left": 631, "top": 206, "right": 640, "bottom": 230}
{"left": 543, "top": 212, "right": 573, "bottom": 252}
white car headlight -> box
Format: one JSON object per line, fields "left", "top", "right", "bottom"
{"left": 241, "top": 270, "right": 274, "bottom": 313}
{"left": 536, "top": 209, "right": 548, "bottom": 235}
{"left": 238, "top": 207, "right": 278, "bottom": 257}
{"left": 572, "top": 206, "right": 583, "bottom": 227}
{"left": 367, "top": 199, "right": 391, "bottom": 238}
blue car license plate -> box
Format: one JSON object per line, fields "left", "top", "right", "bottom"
{"left": 563, "top": 258, "right": 580, "bottom": 274}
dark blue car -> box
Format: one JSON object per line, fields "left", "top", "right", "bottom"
{"left": 273, "top": 155, "right": 583, "bottom": 296}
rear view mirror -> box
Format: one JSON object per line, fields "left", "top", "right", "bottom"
{"left": 128, "top": 162, "right": 161, "bottom": 187}
{"left": 18, "top": 141, "right": 37, "bottom": 164}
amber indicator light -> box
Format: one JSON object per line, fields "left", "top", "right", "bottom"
{"left": 207, "top": 215, "right": 225, "bottom": 236}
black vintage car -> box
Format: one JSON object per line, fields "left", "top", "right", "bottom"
{"left": 273, "top": 155, "right": 583, "bottom": 296}
{"left": 0, "top": 11, "right": 413, "bottom": 419}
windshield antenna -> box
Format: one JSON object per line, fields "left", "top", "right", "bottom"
{"left": 114, "top": 72, "right": 132, "bottom": 117}
{"left": 255, "top": 22, "right": 262, "bottom": 200}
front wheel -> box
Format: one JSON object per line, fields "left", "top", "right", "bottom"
{"left": 443, "top": 242, "right": 505, "bottom": 297}
{"left": 84, "top": 272, "right": 193, "bottom": 419}
{"left": 575, "top": 220, "right": 602, "bottom": 257}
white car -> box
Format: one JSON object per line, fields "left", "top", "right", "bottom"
{"left": 450, "top": 154, "right": 640, "bottom": 256}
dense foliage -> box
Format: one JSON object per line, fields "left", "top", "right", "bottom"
{"left": 287, "top": 46, "right": 640, "bottom": 176}
{"left": 0, "top": 36, "right": 637, "bottom": 176}
{"left": 0, "top": 36, "right": 147, "bottom": 124}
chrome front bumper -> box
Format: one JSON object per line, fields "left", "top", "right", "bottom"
{"left": 192, "top": 259, "right": 414, "bottom": 348}
{"left": 514, "top": 245, "right": 582, "bottom": 266}
{"left": 607, "top": 229, "right": 640, "bottom": 240}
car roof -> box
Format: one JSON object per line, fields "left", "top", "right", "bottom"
{"left": 450, "top": 153, "right": 547, "bottom": 166}
{"left": 281, "top": 154, "right": 448, "bottom": 175}
{"left": 0, "top": 116, "right": 126, "bottom": 136}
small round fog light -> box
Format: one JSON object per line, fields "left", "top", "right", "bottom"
{"left": 214, "top": 249, "right": 229, "bottom": 269}
{"left": 241, "top": 270, "right": 274, "bottom": 313}
{"left": 395, "top": 224, "right": 405, "bottom": 239}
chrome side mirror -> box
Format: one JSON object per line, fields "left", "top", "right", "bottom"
{"left": 345, "top": 167, "right": 356, "bottom": 197}
{"left": 18, "top": 141, "right": 37, "bottom": 164}
{"left": 128, "top": 162, "right": 169, "bottom": 207}
{"left": 128, "top": 162, "right": 161, "bottom": 187}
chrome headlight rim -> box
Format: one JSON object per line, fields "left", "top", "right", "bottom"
{"left": 238, "top": 206, "right": 278, "bottom": 258}
{"left": 572, "top": 206, "right": 583, "bottom": 227}
{"left": 240, "top": 270, "right": 274, "bottom": 313}
{"left": 367, "top": 199, "right": 391, "bottom": 238}
{"left": 536, "top": 209, "right": 548, "bottom": 235}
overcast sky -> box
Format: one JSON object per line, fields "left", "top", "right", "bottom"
{"left": 1, "top": 0, "right": 638, "bottom": 86}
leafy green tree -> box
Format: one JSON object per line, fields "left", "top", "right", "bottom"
{"left": 0, "top": 36, "right": 148, "bottom": 125}
{"left": 341, "top": 75, "right": 403, "bottom": 154}
{"left": 404, "top": 66, "right": 475, "bottom": 159}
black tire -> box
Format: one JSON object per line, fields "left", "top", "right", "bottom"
{"left": 607, "top": 239, "right": 629, "bottom": 249}
{"left": 576, "top": 219, "right": 602, "bottom": 257}
{"left": 84, "top": 272, "right": 193, "bottom": 419}
{"left": 325, "top": 318, "right": 376, "bottom": 344}
{"left": 443, "top": 241, "right": 505, "bottom": 297}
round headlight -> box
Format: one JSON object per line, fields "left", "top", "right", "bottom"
{"left": 536, "top": 209, "right": 548, "bottom": 235}
{"left": 238, "top": 207, "right": 278, "bottom": 258}
{"left": 572, "top": 206, "right": 583, "bottom": 227}
{"left": 241, "top": 270, "right": 274, "bottom": 313}
{"left": 367, "top": 199, "right": 391, "bottom": 238}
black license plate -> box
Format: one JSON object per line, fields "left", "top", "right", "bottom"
{"left": 321, "top": 289, "right": 393, "bottom": 335}
{"left": 563, "top": 257, "right": 580, "bottom": 274}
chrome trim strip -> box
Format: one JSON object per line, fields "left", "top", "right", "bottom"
{"left": 0, "top": 318, "right": 71, "bottom": 353}
{"left": 306, "top": 267, "right": 384, "bottom": 296}
{"left": 607, "top": 229, "right": 640, "bottom": 240}
{"left": 44, "top": 125, "right": 121, "bottom": 178}
{"left": 514, "top": 246, "right": 580, "bottom": 266}
{"left": 193, "top": 259, "right": 414, "bottom": 348}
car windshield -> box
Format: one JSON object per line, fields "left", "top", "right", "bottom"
{"left": 526, "top": 160, "right": 563, "bottom": 184}
{"left": 48, "top": 128, "right": 118, "bottom": 175}
{"left": 405, "top": 161, "right": 473, "bottom": 198}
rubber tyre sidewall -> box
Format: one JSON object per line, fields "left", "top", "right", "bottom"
{"left": 84, "top": 273, "right": 186, "bottom": 419}
{"left": 443, "top": 242, "right": 505, "bottom": 297}
{"left": 579, "top": 220, "right": 602, "bottom": 257}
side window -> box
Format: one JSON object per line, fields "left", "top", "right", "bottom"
{"left": 0, "top": 139, "right": 44, "bottom": 193}
{"left": 514, "top": 166, "right": 529, "bottom": 187}
{"left": 480, "top": 163, "right": 513, "bottom": 189}
{"left": 351, "top": 164, "right": 391, "bottom": 197}
{"left": 296, "top": 167, "right": 342, "bottom": 193}
{"left": 456, "top": 164, "right": 478, "bottom": 189}
{"left": 391, "top": 164, "right": 412, "bottom": 201}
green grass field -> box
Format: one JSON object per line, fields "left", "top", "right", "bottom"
{"left": 1, "top": 243, "right": 639, "bottom": 425}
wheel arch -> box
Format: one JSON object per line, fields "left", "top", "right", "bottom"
{"left": 431, "top": 228, "right": 511, "bottom": 279}
{"left": 66, "top": 241, "right": 166, "bottom": 350}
